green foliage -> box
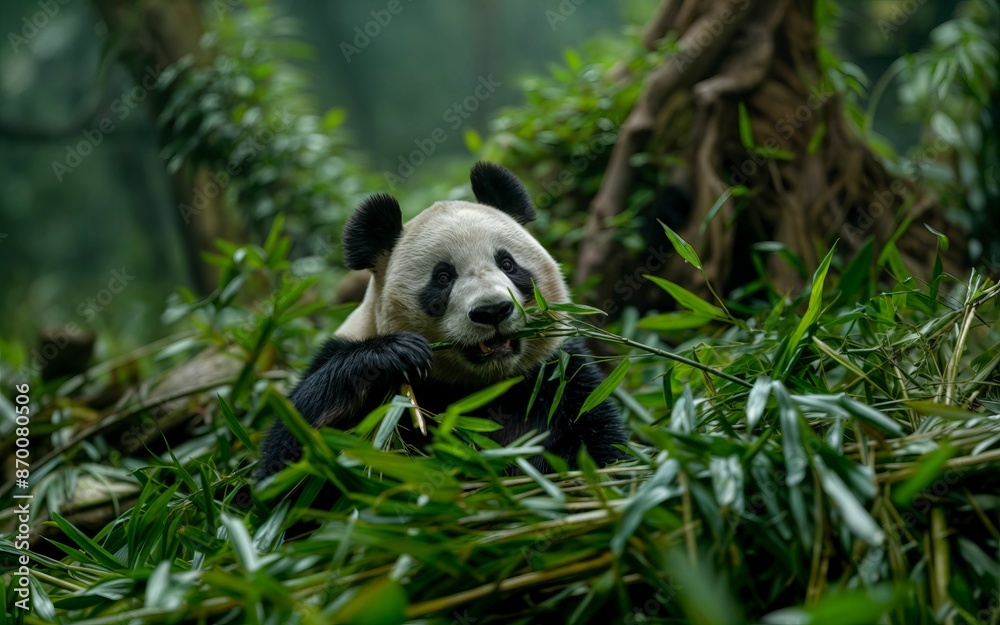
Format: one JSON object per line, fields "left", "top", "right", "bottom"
{"left": 3, "top": 225, "right": 999, "bottom": 624}
{"left": 157, "top": 0, "right": 370, "bottom": 256}
{"left": 893, "top": 0, "right": 1000, "bottom": 266}
{"left": 481, "top": 33, "right": 677, "bottom": 260}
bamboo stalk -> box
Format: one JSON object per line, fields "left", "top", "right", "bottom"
{"left": 405, "top": 552, "right": 615, "bottom": 617}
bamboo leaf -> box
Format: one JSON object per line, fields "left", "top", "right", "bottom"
{"left": 578, "top": 358, "right": 631, "bottom": 418}
{"left": 221, "top": 513, "right": 260, "bottom": 572}
{"left": 645, "top": 275, "right": 727, "bottom": 320}
{"left": 50, "top": 513, "right": 123, "bottom": 571}
{"left": 745, "top": 376, "right": 771, "bottom": 431}
{"left": 658, "top": 221, "right": 703, "bottom": 270}
{"left": 637, "top": 312, "right": 714, "bottom": 331}
{"left": 777, "top": 245, "right": 836, "bottom": 374}
{"left": 815, "top": 458, "right": 884, "bottom": 546}
{"left": 217, "top": 394, "right": 255, "bottom": 451}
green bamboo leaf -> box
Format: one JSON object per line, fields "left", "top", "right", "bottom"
{"left": 372, "top": 398, "right": 408, "bottom": 450}
{"left": 815, "top": 458, "right": 884, "bottom": 546}
{"left": 772, "top": 381, "right": 807, "bottom": 486}
{"left": 508, "top": 287, "right": 527, "bottom": 320}
{"left": 450, "top": 376, "right": 522, "bottom": 415}
{"left": 777, "top": 245, "right": 836, "bottom": 374}
{"left": 710, "top": 455, "right": 743, "bottom": 508}
{"left": 578, "top": 358, "right": 631, "bottom": 418}
{"left": 698, "top": 188, "right": 734, "bottom": 238}
{"left": 661, "top": 364, "right": 675, "bottom": 408}
{"left": 903, "top": 400, "right": 981, "bottom": 420}
{"left": 837, "top": 396, "right": 906, "bottom": 436}
{"left": 343, "top": 450, "right": 461, "bottom": 503}
{"left": 738, "top": 101, "right": 755, "bottom": 149}
{"left": 252, "top": 501, "right": 289, "bottom": 553}
{"left": 838, "top": 237, "right": 874, "bottom": 301}
{"left": 546, "top": 302, "right": 607, "bottom": 316}
{"left": 464, "top": 127, "right": 483, "bottom": 153}
{"left": 516, "top": 458, "right": 565, "bottom": 502}
{"left": 145, "top": 561, "right": 184, "bottom": 611}
{"left": 745, "top": 376, "right": 771, "bottom": 431}
{"left": 264, "top": 387, "right": 337, "bottom": 467}
{"left": 547, "top": 375, "right": 569, "bottom": 424}
{"left": 525, "top": 364, "right": 546, "bottom": 417}
{"left": 332, "top": 579, "right": 408, "bottom": 625}
{"left": 611, "top": 460, "right": 680, "bottom": 555}
{"left": 924, "top": 223, "right": 949, "bottom": 251}
{"left": 658, "top": 221, "right": 703, "bottom": 269}
{"left": 454, "top": 416, "right": 504, "bottom": 432}
{"left": 221, "top": 513, "right": 260, "bottom": 572}
{"left": 217, "top": 395, "right": 255, "bottom": 451}
{"left": 645, "top": 276, "right": 727, "bottom": 320}
{"left": 531, "top": 278, "right": 549, "bottom": 311}
{"left": 637, "top": 311, "right": 714, "bottom": 331}
{"left": 27, "top": 576, "right": 56, "bottom": 622}
{"left": 671, "top": 383, "right": 696, "bottom": 433}
{"left": 50, "top": 513, "right": 123, "bottom": 571}
{"left": 892, "top": 444, "right": 956, "bottom": 507}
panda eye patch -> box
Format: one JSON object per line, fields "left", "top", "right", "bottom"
{"left": 495, "top": 249, "right": 534, "bottom": 298}
{"left": 431, "top": 262, "right": 456, "bottom": 286}
{"left": 496, "top": 251, "right": 518, "bottom": 274}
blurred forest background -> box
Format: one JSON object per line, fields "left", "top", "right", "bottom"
{"left": 1, "top": 0, "right": 648, "bottom": 354}
{"left": 0, "top": 0, "right": 992, "bottom": 356}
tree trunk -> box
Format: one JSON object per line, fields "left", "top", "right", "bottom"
{"left": 575, "top": 0, "right": 965, "bottom": 307}
{"left": 92, "top": 0, "right": 244, "bottom": 294}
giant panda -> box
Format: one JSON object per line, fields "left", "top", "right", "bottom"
{"left": 257, "top": 162, "right": 629, "bottom": 480}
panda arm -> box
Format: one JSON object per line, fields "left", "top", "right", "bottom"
{"left": 256, "top": 332, "right": 431, "bottom": 479}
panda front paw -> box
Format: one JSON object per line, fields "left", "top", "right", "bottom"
{"left": 358, "top": 331, "right": 433, "bottom": 387}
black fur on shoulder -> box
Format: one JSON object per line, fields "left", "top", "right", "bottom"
{"left": 256, "top": 331, "right": 432, "bottom": 480}
{"left": 342, "top": 193, "right": 403, "bottom": 270}
{"left": 470, "top": 161, "right": 537, "bottom": 225}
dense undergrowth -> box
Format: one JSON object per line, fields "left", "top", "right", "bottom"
{"left": 2, "top": 219, "right": 999, "bottom": 625}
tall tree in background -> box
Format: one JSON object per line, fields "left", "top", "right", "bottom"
{"left": 575, "top": 0, "right": 966, "bottom": 305}
{"left": 93, "top": 0, "right": 244, "bottom": 293}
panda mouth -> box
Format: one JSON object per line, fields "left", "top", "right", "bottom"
{"left": 462, "top": 334, "right": 520, "bottom": 362}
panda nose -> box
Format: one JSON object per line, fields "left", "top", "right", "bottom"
{"left": 468, "top": 301, "right": 514, "bottom": 326}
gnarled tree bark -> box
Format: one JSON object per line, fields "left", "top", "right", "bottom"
{"left": 575, "top": 0, "right": 965, "bottom": 309}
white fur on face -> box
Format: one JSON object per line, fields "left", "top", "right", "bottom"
{"left": 373, "top": 201, "right": 570, "bottom": 385}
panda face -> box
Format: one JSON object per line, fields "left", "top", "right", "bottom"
{"left": 378, "top": 202, "right": 568, "bottom": 385}
{"left": 340, "top": 163, "right": 570, "bottom": 386}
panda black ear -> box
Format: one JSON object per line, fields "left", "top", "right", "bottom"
{"left": 342, "top": 193, "right": 403, "bottom": 270}
{"left": 470, "top": 161, "right": 536, "bottom": 225}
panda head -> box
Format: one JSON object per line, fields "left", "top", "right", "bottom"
{"left": 342, "top": 162, "right": 570, "bottom": 385}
